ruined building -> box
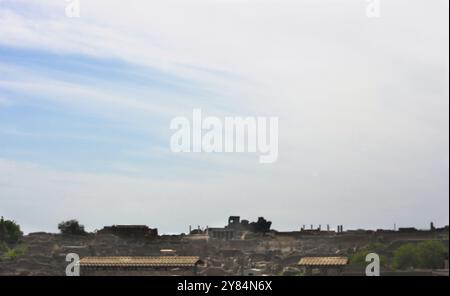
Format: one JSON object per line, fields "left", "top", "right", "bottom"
{"left": 97, "top": 225, "right": 158, "bottom": 238}
{"left": 206, "top": 216, "right": 272, "bottom": 240}
{"left": 226, "top": 216, "right": 272, "bottom": 233}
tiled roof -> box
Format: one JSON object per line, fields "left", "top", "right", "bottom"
{"left": 109, "top": 225, "right": 149, "bottom": 228}
{"left": 298, "top": 257, "right": 348, "bottom": 266}
{"left": 79, "top": 256, "right": 201, "bottom": 268}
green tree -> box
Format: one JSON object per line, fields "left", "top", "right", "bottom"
{"left": 393, "top": 243, "right": 418, "bottom": 270}
{"left": 0, "top": 216, "right": 23, "bottom": 244}
{"left": 393, "top": 240, "right": 448, "bottom": 270}
{"left": 416, "top": 240, "right": 448, "bottom": 269}
{"left": 350, "top": 243, "right": 388, "bottom": 267}
{"left": 58, "top": 219, "right": 87, "bottom": 235}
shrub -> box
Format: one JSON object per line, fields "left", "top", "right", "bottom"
{"left": 58, "top": 220, "right": 87, "bottom": 235}
{"left": 0, "top": 216, "right": 23, "bottom": 244}
{"left": 3, "top": 244, "right": 27, "bottom": 260}
{"left": 392, "top": 244, "right": 418, "bottom": 270}
{"left": 416, "top": 240, "right": 448, "bottom": 269}
{"left": 4, "top": 248, "right": 18, "bottom": 260}
{"left": 350, "top": 243, "right": 388, "bottom": 267}
{"left": 393, "top": 240, "right": 448, "bottom": 270}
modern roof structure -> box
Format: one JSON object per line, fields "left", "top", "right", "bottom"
{"left": 79, "top": 256, "right": 202, "bottom": 268}
{"left": 298, "top": 256, "right": 348, "bottom": 266}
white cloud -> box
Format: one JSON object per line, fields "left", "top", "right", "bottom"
{"left": 0, "top": 0, "right": 448, "bottom": 231}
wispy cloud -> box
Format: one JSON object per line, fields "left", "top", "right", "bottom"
{"left": 0, "top": 0, "right": 448, "bottom": 232}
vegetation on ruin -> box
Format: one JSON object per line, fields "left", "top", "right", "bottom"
{"left": 0, "top": 216, "right": 23, "bottom": 244}
{"left": 350, "top": 240, "right": 448, "bottom": 270}
{"left": 349, "top": 242, "right": 388, "bottom": 267}
{"left": 3, "top": 244, "right": 27, "bottom": 260}
{"left": 58, "top": 219, "right": 87, "bottom": 235}
{"left": 393, "top": 240, "right": 448, "bottom": 270}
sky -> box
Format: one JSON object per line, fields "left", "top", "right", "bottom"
{"left": 0, "top": 0, "right": 448, "bottom": 234}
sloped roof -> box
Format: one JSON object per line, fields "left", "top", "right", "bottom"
{"left": 298, "top": 256, "right": 348, "bottom": 266}
{"left": 79, "top": 256, "right": 202, "bottom": 268}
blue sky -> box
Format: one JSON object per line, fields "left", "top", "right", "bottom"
{"left": 0, "top": 44, "right": 211, "bottom": 175}
{"left": 0, "top": 0, "right": 448, "bottom": 234}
